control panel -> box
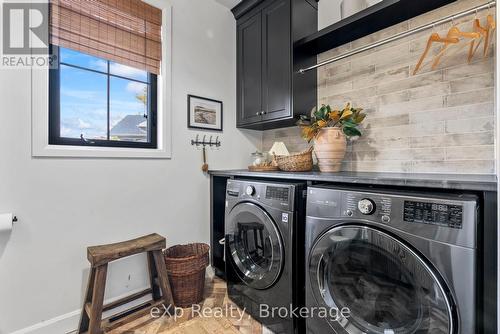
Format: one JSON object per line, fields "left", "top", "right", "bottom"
{"left": 404, "top": 201, "right": 463, "bottom": 229}
{"left": 306, "top": 186, "right": 478, "bottom": 249}
{"left": 343, "top": 192, "right": 392, "bottom": 224}
{"left": 266, "top": 186, "right": 290, "bottom": 202}
{"left": 226, "top": 180, "right": 295, "bottom": 210}
{"left": 340, "top": 192, "right": 468, "bottom": 229}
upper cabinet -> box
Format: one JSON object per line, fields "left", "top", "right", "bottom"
{"left": 261, "top": 0, "right": 291, "bottom": 123}
{"left": 234, "top": 0, "right": 318, "bottom": 130}
{"left": 237, "top": 12, "right": 263, "bottom": 126}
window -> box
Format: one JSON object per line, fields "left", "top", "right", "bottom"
{"left": 32, "top": 2, "right": 171, "bottom": 159}
{"left": 49, "top": 46, "right": 157, "bottom": 148}
{"left": 47, "top": 0, "right": 163, "bottom": 150}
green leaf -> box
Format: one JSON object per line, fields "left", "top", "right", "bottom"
{"left": 343, "top": 126, "right": 362, "bottom": 137}
{"left": 314, "top": 104, "right": 332, "bottom": 121}
{"left": 313, "top": 107, "right": 323, "bottom": 120}
{"left": 319, "top": 105, "right": 328, "bottom": 120}
{"left": 342, "top": 120, "right": 357, "bottom": 127}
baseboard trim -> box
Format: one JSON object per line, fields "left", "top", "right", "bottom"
{"left": 9, "top": 286, "right": 153, "bottom": 334}
{"left": 9, "top": 310, "right": 80, "bottom": 334}
{"left": 9, "top": 268, "right": 215, "bottom": 334}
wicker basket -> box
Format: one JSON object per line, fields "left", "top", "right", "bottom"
{"left": 274, "top": 147, "right": 314, "bottom": 172}
{"left": 164, "top": 243, "right": 210, "bottom": 308}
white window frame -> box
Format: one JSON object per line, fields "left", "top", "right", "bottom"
{"left": 31, "top": 4, "right": 172, "bottom": 159}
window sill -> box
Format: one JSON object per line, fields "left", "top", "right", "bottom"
{"left": 32, "top": 144, "right": 171, "bottom": 159}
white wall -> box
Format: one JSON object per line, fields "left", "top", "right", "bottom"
{"left": 318, "top": 0, "right": 382, "bottom": 30}
{"left": 0, "top": 0, "right": 259, "bottom": 333}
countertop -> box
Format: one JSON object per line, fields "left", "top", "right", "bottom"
{"left": 209, "top": 170, "right": 498, "bottom": 192}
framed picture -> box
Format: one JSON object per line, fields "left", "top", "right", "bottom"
{"left": 187, "top": 95, "right": 223, "bottom": 131}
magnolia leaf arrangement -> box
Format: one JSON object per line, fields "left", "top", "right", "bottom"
{"left": 297, "top": 103, "right": 366, "bottom": 143}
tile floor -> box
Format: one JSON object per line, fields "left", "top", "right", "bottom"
{"left": 108, "top": 277, "right": 263, "bottom": 334}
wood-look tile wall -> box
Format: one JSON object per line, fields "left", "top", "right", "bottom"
{"left": 262, "top": 0, "right": 496, "bottom": 174}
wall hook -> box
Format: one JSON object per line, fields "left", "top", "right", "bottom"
{"left": 191, "top": 134, "right": 200, "bottom": 147}
{"left": 191, "top": 134, "right": 222, "bottom": 148}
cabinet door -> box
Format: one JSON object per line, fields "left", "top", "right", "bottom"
{"left": 237, "top": 12, "right": 263, "bottom": 126}
{"left": 262, "top": 0, "right": 291, "bottom": 121}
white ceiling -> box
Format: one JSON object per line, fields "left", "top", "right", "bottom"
{"left": 214, "top": 0, "right": 241, "bottom": 9}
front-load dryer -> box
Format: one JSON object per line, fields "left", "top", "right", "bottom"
{"left": 305, "top": 185, "right": 478, "bottom": 334}
{"left": 225, "top": 179, "right": 306, "bottom": 333}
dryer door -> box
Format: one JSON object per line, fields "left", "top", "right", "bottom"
{"left": 226, "top": 202, "right": 284, "bottom": 290}
{"left": 309, "top": 225, "right": 455, "bottom": 334}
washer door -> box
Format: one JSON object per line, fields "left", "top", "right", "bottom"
{"left": 309, "top": 225, "right": 454, "bottom": 334}
{"left": 226, "top": 202, "right": 284, "bottom": 290}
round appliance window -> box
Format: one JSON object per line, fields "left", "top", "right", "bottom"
{"left": 309, "top": 225, "right": 454, "bottom": 334}
{"left": 226, "top": 202, "right": 284, "bottom": 290}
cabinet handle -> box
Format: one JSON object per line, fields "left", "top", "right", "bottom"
{"left": 263, "top": 111, "right": 267, "bottom": 115}
{"left": 256, "top": 112, "right": 260, "bottom": 116}
{"left": 219, "top": 238, "right": 226, "bottom": 262}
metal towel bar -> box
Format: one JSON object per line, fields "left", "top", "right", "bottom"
{"left": 298, "top": 1, "right": 496, "bottom": 73}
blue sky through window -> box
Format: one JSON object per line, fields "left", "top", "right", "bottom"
{"left": 59, "top": 48, "right": 149, "bottom": 142}
{"left": 60, "top": 65, "right": 107, "bottom": 139}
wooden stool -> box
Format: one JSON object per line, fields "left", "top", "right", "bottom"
{"left": 78, "top": 233, "right": 174, "bottom": 334}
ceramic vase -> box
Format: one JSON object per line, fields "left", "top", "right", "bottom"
{"left": 314, "top": 127, "right": 347, "bottom": 172}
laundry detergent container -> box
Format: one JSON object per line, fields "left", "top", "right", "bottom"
{"left": 164, "top": 243, "right": 210, "bottom": 307}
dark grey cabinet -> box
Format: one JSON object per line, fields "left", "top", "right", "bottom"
{"left": 237, "top": 12, "right": 263, "bottom": 125}
{"left": 234, "top": 0, "right": 317, "bottom": 130}
{"left": 262, "top": 0, "right": 290, "bottom": 122}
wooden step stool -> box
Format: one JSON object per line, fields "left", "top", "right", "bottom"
{"left": 78, "top": 233, "right": 174, "bottom": 334}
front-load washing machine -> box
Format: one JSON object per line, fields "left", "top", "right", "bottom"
{"left": 225, "top": 179, "right": 306, "bottom": 333}
{"left": 305, "top": 185, "right": 478, "bottom": 334}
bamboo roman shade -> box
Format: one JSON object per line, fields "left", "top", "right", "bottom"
{"left": 50, "top": 0, "right": 162, "bottom": 74}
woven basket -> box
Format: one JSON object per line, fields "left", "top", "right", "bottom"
{"left": 164, "top": 243, "right": 210, "bottom": 308}
{"left": 274, "top": 147, "right": 314, "bottom": 172}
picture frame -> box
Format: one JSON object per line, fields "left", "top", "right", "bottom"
{"left": 187, "top": 95, "right": 223, "bottom": 131}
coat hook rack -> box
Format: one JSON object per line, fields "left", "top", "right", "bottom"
{"left": 191, "top": 134, "right": 221, "bottom": 148}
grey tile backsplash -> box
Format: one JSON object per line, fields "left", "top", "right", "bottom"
{"left": 262, "top": 0, "right": 496, "bottom": 174}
